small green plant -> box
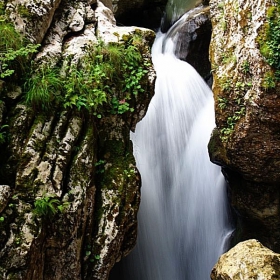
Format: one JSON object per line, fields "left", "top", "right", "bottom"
{"left": 124, "top": 168, "right": 134, "bottom": 178}
{"left": 220, "top": 76, "right": 232, "bottom": 91}
{"left": 0, "top": 18, "right": 40, "bottom": 79}
{"left": 0, "top": 216, "right": 4, "bottom": 222}
{"left": 111, "top": 97, "right": 134, "bottom": 114}
{"left": 262, "top": 71, "right": 276, "bottom": 90}
{"left": 218, "top": 97, "right": 228, "bottom": 110}
{"left": 221, "top": 107, "right": 245, "bottom": 141}
{"left": 241, "top": 60, "right": 250, "bottom": 74}
{"left": 33, "top": 194, "right": 69, "bottom": 219}
{"left": 63, "top": 37, "right": 149, "bottom": 114}
{"left": 221, "top": 52, "right": 236, "bottom": 65}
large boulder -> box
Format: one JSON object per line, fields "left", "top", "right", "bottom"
{"left": 211, "top": 239, "right": 280, "bottom": 280}
{"left": 209, "top": 0, "right": 280, "bottom": 250}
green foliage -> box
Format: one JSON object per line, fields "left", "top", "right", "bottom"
{"left": 220, "top": 76, "right": 232, "bottom": 91}
{"left": 63, "top": 58, "right": 108, "bottom": 113}
{"left": 241, "top": 60, "right": 250, "bottom": 74}
{"left": 17, "top": 4, "right": 32, "bottom": 18}
{"left": 0, "top": 17, "right": 40, "bottom": 79}
{"left": 262, "top": 70, "right": 277, "bottom": 90}
{"left": 25, "top": 37, "right": 150, "bottom": 115}
{"left": 218, "top": 97, "right": 228, "bottom": 110}
{"left": 33, "top": 195, "right": 69, "bottom": 219}
{"left": 258, "top": 3, "right": 280, "bottom": 83}
{"left": 221, "top": 107, "right": 245, "bottom": 141}
{"left": 25, "top": 66, "right": 62, "bottom": 109}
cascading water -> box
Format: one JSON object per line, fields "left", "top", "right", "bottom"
{"left": 111, "top": 4, "right": 234, "bottom": 280}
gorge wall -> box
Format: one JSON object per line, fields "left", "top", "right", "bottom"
{"left": 1, "top": 0, "right": 280, "bottom": 278}
{"left": 0, "top": 0, "right": 157, "bottom": 279}
{"left": 209, "top": 0, "right": 280, "bottom": 252}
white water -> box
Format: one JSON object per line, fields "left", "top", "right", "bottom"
{"left": 118, "top": 15, "right": 233, "bottom": 280}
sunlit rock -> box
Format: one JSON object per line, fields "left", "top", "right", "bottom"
{"left": 211, "top": 239, "right": 280, "bottom": 280}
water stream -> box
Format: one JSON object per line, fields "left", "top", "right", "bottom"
{"left": 115, "top": 10, "right": 234, "bottom": 280}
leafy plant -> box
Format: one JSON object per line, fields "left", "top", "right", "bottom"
{"left": 33, "top": 194, "right": 69, "bottom": 219}
{"left": 0, "top": 18, "right": 40, "bottom": 79}
{"left": 241, "top": 60, "right": 250, "bottom": 74}
{"left": 63, "top": 37, "right": 149, "bottom": 114}
{"left": 24, "top": 36, "right": 150, "bottom": 115}
{"left": 262, "top": 70, "right": 276, "bottom": 90}
{"left": 218, "top": 97, "right": 228, "bottom": 110}
{"left": 221, "top": 107, "right": 245, "bottom": 141}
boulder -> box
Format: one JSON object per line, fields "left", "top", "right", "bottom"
{"left": 211, "top": 239, "right": 280, "bottom": 280}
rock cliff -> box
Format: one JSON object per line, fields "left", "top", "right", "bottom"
{"left": 0, "top": 0, "right": 155, "bottom": 279}
{"left": 209, "top": 0, "right": 280, "bottom": 251}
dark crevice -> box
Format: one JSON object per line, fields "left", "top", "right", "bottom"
{"left": 62, "top": 28, "right": 86, "bottom": 44}
{"left": 60, "top": 112, "right": 89, "bottom": 197}
{"left": 116, "top": 2, "right": 167, "bottom": 30}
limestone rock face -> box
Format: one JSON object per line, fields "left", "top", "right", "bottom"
{"left": 0, "top": 0, "right": 155, "bottom": 279}
{"left": 211, "top": 239, "right": 280, "bottom": 280}
{"left": 209, "top": 0, "right": 280, "bottom": 250}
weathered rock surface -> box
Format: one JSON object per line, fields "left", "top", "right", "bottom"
{"left": 209, "top": 0, "right": 280, "bottom": 250}
{"left": 0, "top": 0, "right": 155, "bottom": 279}
{"left": 211, "top": 239, "right": 280, "bottom": 280}
{"left": 165, "top": 4, "right": 212, "bottom": 79}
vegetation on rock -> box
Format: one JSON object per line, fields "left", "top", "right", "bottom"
{"left": 0, "top": 16, "right": 40, "bottom": 80}
{"left": 24, "top": 36, "right": 150, "bottom": 117}
{"left": 256, "top": 1, "right": 280, "bottom": 90}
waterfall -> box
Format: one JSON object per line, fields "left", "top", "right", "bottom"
{"left": 110, "top": 6, "right": 234, "bottom": 280}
